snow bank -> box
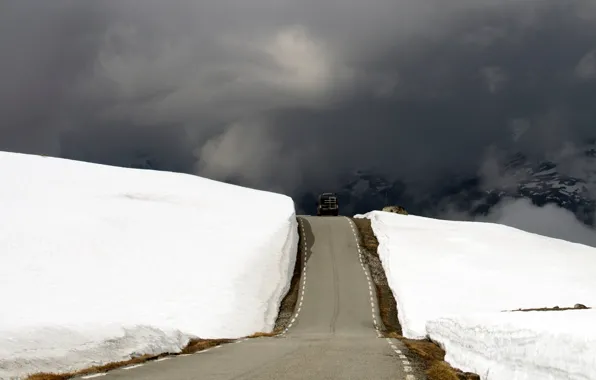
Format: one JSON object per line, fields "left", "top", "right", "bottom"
{"left": 0, "top": 151, "right": 298, "bottom": 378}
{"left": 357, "top": 210, "right": 596, "bottom": 338}
{"left": 355, "top": 210, "right": 596, "bottom": 380}
{"left": 427, "top": 310, "right": 596, "bottom": 380}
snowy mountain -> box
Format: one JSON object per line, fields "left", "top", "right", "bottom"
{"left": 314, "top": 142, "right": 596, "bottom": 225}
{"left": 485, "top": 151, "right": 596, "bottom": 225}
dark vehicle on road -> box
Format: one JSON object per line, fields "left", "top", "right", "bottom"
{"left": 317, "top": 192, "right": 339, "bottom": 216}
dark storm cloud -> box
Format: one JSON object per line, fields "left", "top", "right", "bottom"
{"left": 254, "top": 0, "right": 596, "bottom": 193}
{"left": 1, "top": 0, "right": 596, "bottom": 195}
{"left": 0, "top": 1, "right": 108, "bottom": 154}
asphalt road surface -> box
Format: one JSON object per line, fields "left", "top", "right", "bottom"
{"left": 91, "top": 216, "right": 419, "bottom": 380}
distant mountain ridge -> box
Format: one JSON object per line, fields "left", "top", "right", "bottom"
{"left": 300, "top": 141, "right": 596, "bottom": 226}
{"left": 122, "top": 143, "right": 596, "bottom": 226}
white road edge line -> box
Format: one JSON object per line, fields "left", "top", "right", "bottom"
{"left": 282, "top": 217, "right": 309, "bottom": 335}
{"left": 122, "top": 364, "right": 144, "bottom": 370}
{"left": 81, "top": 374, "right": 107, "bottom": 379}
{"left": 346, "top": 217, "right": 418, "bottom": 379}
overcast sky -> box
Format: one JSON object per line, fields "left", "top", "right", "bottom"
{"left": 2, "top": 0, "right": 596, "bottom": 197}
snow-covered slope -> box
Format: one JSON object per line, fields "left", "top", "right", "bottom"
{"left": 356, "top": 210, "right": 596, "bottom": 380}
{"left": 0, "top": 151, "right": 298, "bottom": 379}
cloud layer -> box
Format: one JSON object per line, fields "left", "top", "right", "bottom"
{"left": 481, "top": 198, "right": 596, "bottom": 247}
{"left": 2, "top": 0, "right": 596, "bottom": 197}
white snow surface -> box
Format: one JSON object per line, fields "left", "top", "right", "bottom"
{"left": 427, "top": 310, "right": 596, "bottom": 380}
{"left": 355, "top": 210, "right": 596, "bottom": 380}
{"left": 0, "top": 151, "right": 298, "bottom": 379}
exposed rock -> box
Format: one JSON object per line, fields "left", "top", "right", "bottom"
{"left": 382, "top": 205, "right": 409, "bottom": 215}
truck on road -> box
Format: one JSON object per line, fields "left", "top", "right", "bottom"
{"left": 316, "top": 192, "right": 339, "bottom": 216}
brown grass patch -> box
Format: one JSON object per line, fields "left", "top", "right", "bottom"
{"left": 374, "top": 275, "right": 402, "bottom": 335}
{"left": 352, "top": 217, "right": 379, "bottom": 253}
{"left": 181, "top": 338, "right": 235, "bottom": 354}
{"left": 272, "top": 221, "right": 305, "bottom": 332}
{"left": 25, "top": 221, "right": 306, "bottom": 380}
{"left": 505, "top": 304, "right": 590, "bottom": 312}
{"left": 27, "top": 334, "right": 276, "bottom": 380}
{"left": 25, "top": 338, "right": 239, "bottom": 380}
{"left": 25, "top": 354, "right": 161, "bottom": 380}
{"left": 248, "top": 331, "right": 279, "bottom": 338}
{"left": 352, "top": 217, "right": 401, "bottom": 335}
{"left": 386, "top": 333, "right": 479, "bottom": 380}
{"left": 427, "top": 362, "right": 461, "bottom": 380}
{"left": 351, "top": 217, "right": 480, "bottom": 380}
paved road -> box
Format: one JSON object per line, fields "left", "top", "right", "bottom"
{"left": 93, "top": 216, "right": 417, "bottom": 380}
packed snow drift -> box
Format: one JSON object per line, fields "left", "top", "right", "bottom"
{"left": 427, "top": 309, "right": 596, "bottom": 380}
{"left": 356, "top": 210, "right": 596, "bottom": 380}
{"left": 0, "top": 151, "right": 298, "bottom": 379}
